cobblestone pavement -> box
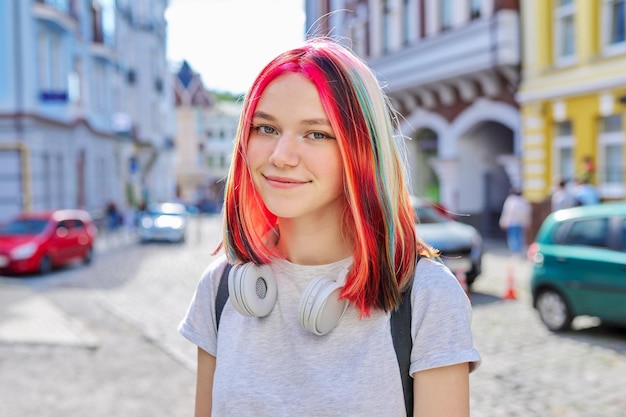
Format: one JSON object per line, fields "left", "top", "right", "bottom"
{"left": 1, "top": 215, "right": 625, "bottom": 416}
{"left": 470, "top": 248, "right": 626, "bottom": 417}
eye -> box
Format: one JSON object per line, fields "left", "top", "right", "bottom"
{"left": 252, "top": 124, "right": 278, "bottom": 136}
{"left": 304, "top": 131, "right": 334, "bottom": 140}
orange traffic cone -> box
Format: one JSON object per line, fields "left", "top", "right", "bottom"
{"left": 455, "top": 268, "right": 470, "bottom": 300}
{"left": 502, "top": 263, "right": 517, "bottom": 300}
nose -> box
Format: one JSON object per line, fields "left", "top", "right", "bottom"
{"left": 268, "top": 133, "right": 299, "bottom": 167}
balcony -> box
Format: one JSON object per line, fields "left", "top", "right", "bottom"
{"left": 33, "top": 0, "right": 78, "bottom": 33}
{"left": 367, "top": 10, "right": 520, "bottom": 97}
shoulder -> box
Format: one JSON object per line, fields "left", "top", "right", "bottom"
{"left": 409, "top": 257, "right": 472, "bottom": 320}
{"left": 412, "top": 257, "right": 465, "bottom": 298}
{"left": 196, "top": 254, "right": 230, "bottom": 294}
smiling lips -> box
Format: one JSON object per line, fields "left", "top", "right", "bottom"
{"left": 264, "top": 174, "right": 309, "bottom": 188}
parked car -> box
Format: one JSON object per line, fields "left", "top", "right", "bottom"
{"left": 528, "top": 202, "right": 626, "bottom": 332}
{"left": 0, "top": 209, "right": 97, "bottom": 275}
{"left": 138, "top": 202, "right": 189, "bottom": 243}
{"left": 411, "top": 196, "right": 483, "bottom": 286}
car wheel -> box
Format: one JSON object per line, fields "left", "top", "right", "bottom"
{"left": 535, "top": 289, "right": 573, "bottom": 332}
{"left": 39, "top": 255, "right": 52, "bottom": 275}
{"left": 83, "top": 247, "right": 94, "bottom": 265}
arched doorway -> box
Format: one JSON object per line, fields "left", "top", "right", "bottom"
{"left": 456, "top": 121, "right": 514, "bottom": 237}
{"left": 411, "top": 128, "right": 440, "bottom": 202}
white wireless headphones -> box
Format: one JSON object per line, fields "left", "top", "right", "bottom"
{"left": 228, "top": 263, "right": 350, "bottom": 335}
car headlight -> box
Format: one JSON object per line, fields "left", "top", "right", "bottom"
{"left": 141, "top": 217, "right": 154, "bottom": 228}
{"left": 11, "top": 242, "right": 38, "bottom": 260}
{"left": 155, "top": 216, "right": 184, "bottom": 229}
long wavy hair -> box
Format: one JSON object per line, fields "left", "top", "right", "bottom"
{"left": 220, "top": 37, "right": 435, "bottom": 315}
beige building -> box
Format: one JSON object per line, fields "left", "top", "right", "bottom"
{"left": 173, "top": 61, "right": 213, "bottom": 205}
{"left": 173, "top": 62, "right": 241, "bottom": 210}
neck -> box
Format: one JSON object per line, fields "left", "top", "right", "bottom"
{"left": 275, "top": 219, "right": 353, "bottom": 265}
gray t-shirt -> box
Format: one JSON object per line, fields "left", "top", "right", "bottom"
{"left": 179, "top": 255, "right": 481, "bottom": 417}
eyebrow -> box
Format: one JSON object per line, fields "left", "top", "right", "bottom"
{"left": 252, "top": 111, "right": 331, "bottom": 127}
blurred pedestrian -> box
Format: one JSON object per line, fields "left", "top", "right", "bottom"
{"left": 499, "top": 187, "right": 531, "bottom": 257}
{"left": 105, "top": 201, "right": 122, "bottom": 231}
{"left": 551, "top": 179, "right": 577, "bottom": 211}
{"left": 573, "top": 176, "right": 600, "bottom": 206}
{"left": 179, "top": 37, "right": 480, "bottom": 417}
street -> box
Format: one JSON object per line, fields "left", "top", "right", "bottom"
{"left": 1, "top": 214, "right": 625, "bottom": 417}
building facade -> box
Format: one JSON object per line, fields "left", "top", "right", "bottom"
{"left": 517, "top": 0, "right": 626, "bottom": 206}
{"left": 305, "top": 0, "right": 522, "bottom": 237}
{"left": 173, "top": 60, "right": 214, "bottom": 206}
{"left": 173, "top": 60, "right": 242, "bottom": 211}
{"left": 0, "top": 0, "right": 175, "bottom": 224}
{"left": 202, "top": 98, "right": 242, "bottom": 209}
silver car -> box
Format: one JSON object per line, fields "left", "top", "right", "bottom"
{"left": 412, "top": 196, "right": 483, "bottom": 286}
{"left": 138, "top": 202, "right": 189, "bottom": 243}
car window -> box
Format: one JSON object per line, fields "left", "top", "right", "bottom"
{"left": 621, "top": 218, "right": 626, "bottom": 250}
{"left": 57, "top": 220, "right": 71, "bottom": 229}
{"left": 149, "top": 203, "right": 186, "bottom": 216}
{"left": 414, "top": 206, "right": 448, "bottom": 224}
{"left": 0, "top": 219, "right": 49, "bottom": 235}
{"left": 561, "top": 217, "right": 609, "bottom": 248}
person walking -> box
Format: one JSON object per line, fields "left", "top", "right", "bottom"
{"left": 551, "top": 179, "right": 577, "bottom": 212}
{"left": 179, "top": 38, "right": 480, "bottom": 417}
{"left": 499, "top": 187, "right": 532, "bottom": 257}
{"left": 573, "top": 176, "right": 600, "bottom": 206}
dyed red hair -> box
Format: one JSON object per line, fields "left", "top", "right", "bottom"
{"left": 220, "top": 38, "right": 435, "bottom": 315}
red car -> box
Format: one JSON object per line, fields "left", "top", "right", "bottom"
{"left": 0, "top": 209, "right": 97, "bottom": 275}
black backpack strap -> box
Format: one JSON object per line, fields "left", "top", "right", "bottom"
{"left": 215, "top": 263, "right": 233, "bottom": 331}
{"left": 391, "top": 285, "right": 413, "bottom": 417}
{"left": 391, "top": 255, "right": 421, "bottom": 416}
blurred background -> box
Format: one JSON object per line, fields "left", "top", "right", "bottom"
{"left": 1, "top": 1, "right": 625, "bottom": 416}
{"left": 0, "top": 0, "right": 624, "bottom": 239}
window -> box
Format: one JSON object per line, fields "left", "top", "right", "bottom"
{"left": 562, "top": 218, "right": 610, "bottom": 248}
{"left": 598, "top": 115, "right": 624, "bottom": 198}
{"left": 553, "top": 0, "right": 576, "bottom": 65}
{"left": 68, "top": 57, "right": 82, "bottom": 105}
{"left": 37, "top": 29, "right": 63, "bottom": 92}
{"left": 440, "top": 0, "right": 454, "bottom": 30}
{"left": 382, "top": 0, "right": 393, "bottom": 52}
{"left": 56, "top": 154, "right": 65, "bottom": 208}
{"left": 43, "top": 153, "right": 51, "bottom": 208}
{"left": 349, "top": 1, "right": 370, "bottom": 57}
{"left": 470, "top": 0, "right": 481, "bottom": 19}
{"left": 402, "top": 0, "right": 418, "bottom": 45}
{"left": 554, "top": 121, "right": 575, "bottom": 182}
{"left": 603, "top": 0, "right": 626, "bottom": 54}
{"left": 91, "top": 60, "right": 107, "bottom": 112}
{"left": 37, "top": 32, "right": 49, "bottom": 89}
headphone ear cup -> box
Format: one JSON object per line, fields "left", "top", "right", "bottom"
{"left": 228, "top": 263, "right": 277, "bottom": 317}
{"left": 298, "top": 276, "right": 348, "bottom": 335}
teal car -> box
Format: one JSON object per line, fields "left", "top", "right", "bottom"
{"left": 528, "top": 202, "right": 626, "bottom": 332}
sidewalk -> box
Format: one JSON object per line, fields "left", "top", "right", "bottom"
{"left": 94, "top": 227, "right": 138, "bottom": 254}
{"left": 0, "top": 227, "right": 139, "bottom": 347}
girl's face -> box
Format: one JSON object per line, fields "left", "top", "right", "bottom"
{"left": 247, "top": 73, "right": 345, "bottom": 223}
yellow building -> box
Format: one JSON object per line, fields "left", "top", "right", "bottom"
{"left": 518, "top": 0, "right": 626, "bottom": 205}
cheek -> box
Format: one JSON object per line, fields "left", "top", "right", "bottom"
{"left": 327, "top": 150, "right": 345, "bottom": 192}
{"left": 246, "top": 138, "right": 267, "bottom": 171}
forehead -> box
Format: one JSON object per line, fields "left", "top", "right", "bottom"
{"left": 256, "top": 73, "right": 325, "bottom": 113}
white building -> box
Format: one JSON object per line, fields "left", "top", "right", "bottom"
{"left": 305, "top": 0, "right": 522, "bottom": 237}
{"left": 0, "top": 0, "right": 175, "bottom": 223}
